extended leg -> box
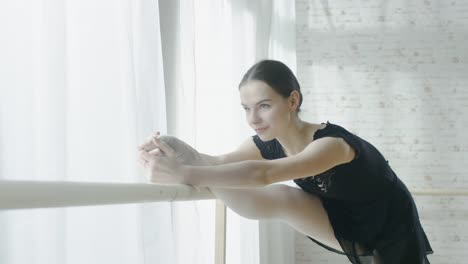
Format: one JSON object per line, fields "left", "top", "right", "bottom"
{"left": 144, "top": 136, "right": 343, "bottom": 252}
{"left": 208, "top": 184, "right": 342, "bottom": 252}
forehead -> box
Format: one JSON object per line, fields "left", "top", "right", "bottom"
{"left": 239, "top": 80, "right": 279, "bottom": 105}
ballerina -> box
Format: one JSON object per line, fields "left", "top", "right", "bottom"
{"left": 138, "top": 59, "right": 433, "bottom": 263}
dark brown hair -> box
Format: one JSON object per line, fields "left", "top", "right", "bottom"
{"left": 239, "top": 59, "right": 303, "bottom": 113}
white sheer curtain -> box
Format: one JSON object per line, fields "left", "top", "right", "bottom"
{"left": 158, "top": 1, "right": 297, "bottom": 264}
{"left": 0, "top": 0, "right": 176, "bottom": 263}
{"left": 0, "top": 0, "right": 298, "bottom": 263}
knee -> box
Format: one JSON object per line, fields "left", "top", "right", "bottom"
{"left": 213, "top": 185, "right": 294, "bottom": 221}
{"left": 243, "top": 185, "right": 291, "bottom": 220}
{"left": 235, "top": 199, "right": 278, "bottom": 220}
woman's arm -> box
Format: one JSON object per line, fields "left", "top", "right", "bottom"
{"left": 180, "top": 160, "right": 267, "bottom": 188}
{"left": 139, "top": 135, "right": 256, "bottom": 166}
{"left": 197, "top": 136, "right": 264, "bottom": 166}
{"left": 139, "top": 132, "right": 355, "bottom": 188}
{"left": 179, "top": 136, "right": 355, "bottom": 188}
{"left": 198, "top": 153, "right": 223, "bottom": 166}
{"left": 264, "top": 137, "right": 356, "bottom": 184}
{"left": 139, "top": 134, "right": 267, "bottom": 187}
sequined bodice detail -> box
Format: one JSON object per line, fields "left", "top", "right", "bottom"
{"left": 294, "top": 168, "right": 337, "bottom": 194}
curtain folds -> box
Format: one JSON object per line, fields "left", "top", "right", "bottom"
{"left": 0, "top": 0, "right": 167, "bottom": 263}
{"left": 158, "top": 1, "right": 297, "bottom": 264}
{"left": 0, "top": 0, "right": 296, "bottom": 263}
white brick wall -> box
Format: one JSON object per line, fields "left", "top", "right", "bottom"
{"left": 295, "top": 0, "right": 468, "bottom": 263}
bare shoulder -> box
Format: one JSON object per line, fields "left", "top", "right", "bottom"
{"left": 264, "top": 137, "right": 356, "bottom": 184}
{"left": 304, "top": 137, "right": 356, "bottom": 164}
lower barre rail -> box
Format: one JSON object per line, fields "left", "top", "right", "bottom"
{"left": 0, "top": 180, "right": 215, "bottom": 210}
{"left": 410, "top": 189, "right": 468, "bottom": 196}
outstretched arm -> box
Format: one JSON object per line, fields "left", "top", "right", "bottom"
{"left": 180, "top": 160, "right": 267, "bottom": 188}
{"left": 180, "top": 135, "right": 355, "bottom": 188}
{"left": 138, "top": 134, "right": 267, "bottom": 188}
{"left": 139, "top": 133, "right": 354, "bottom": 188}
{"left": 180, "top": 136, "right": 355, "bottom": 188}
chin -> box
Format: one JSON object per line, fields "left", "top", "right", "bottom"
{"left": 257, "top": 133, "right": 274, "bottom": 142}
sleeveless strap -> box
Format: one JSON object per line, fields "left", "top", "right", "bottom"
{"left": 251, "top": 135, "right": 285, "bottom": 160}
{"left": 314, "top": 122, "right": 361, "bottom": 162}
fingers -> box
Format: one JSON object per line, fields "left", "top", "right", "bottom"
{"left": 138, "top": 131, "right": 161, "bottom": 151}
{"left": 151, "top": 137, "right": 161, "bottom": 152}
{"left": 148, "top": 147, "right": 163, "bottom": 156}
{"left": 137, "top": 132, "right": 174, "bottom": 172}
{"left": 150, "top": 134, "right": 175, "bottom": 157}
{"left": 137, "top": 156, "right": 147, "bottom": 168}
{"left": 139, "top": 149, "right": 154, "bottom": 163}
{"left": 137, "top": 151, "right": 148, "bottom": 169}
{"left": 149, "top": 134, "right": 164, "bottom": 156}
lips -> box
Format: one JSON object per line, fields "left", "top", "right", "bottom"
{"left": 255, "top": 127, "right": 268, "bottom": 133}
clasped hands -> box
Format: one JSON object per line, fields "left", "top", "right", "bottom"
{"left": 137, "top": 132, "right": 187, "bottom": 185}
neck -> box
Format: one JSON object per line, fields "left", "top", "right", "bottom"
{"left": 276, "top": 119, "right": 322, "bottom": 156}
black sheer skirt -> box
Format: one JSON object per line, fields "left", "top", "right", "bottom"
{"left": 305, "top": 178, "right": 433, "bottom": 264}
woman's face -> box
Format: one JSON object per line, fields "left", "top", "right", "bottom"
{"left": 239, "top": 80, "right": 294, "bottom": 141}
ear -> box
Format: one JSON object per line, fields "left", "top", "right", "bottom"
{"left": 288, "top": 90, "right": 300, "bottom": 112}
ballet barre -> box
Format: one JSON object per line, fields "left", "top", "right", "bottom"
{"left": 1, "top": 180, "right": 464, "bottom": 264}
{"left": 0, "top": 179, "right": 227, "bottom": 264}
{"left": 1, "top": 180, "right": 468, "bottom": 210}
{"left": 0, "top": 179, "right": 215, "bottom": 210}
{"left": 410, "top": 189, "right": 468, "bottom": 196}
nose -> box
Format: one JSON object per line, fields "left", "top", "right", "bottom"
{"left": 248, "top": 109, "right": 262, "bottom": 125}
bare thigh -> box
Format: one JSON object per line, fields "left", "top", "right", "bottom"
{"left": 270, "top": 184, "right": 343, "bottom": 252}
{"left": 210, "top": 184, "right": 343, "bottom": 253}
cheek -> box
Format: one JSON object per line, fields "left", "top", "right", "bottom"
{"left": 264, "top": 107, "right": 283, "bottom": 123}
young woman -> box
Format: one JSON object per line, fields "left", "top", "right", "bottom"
{"left": 138, "top": 60, "right": 433, "bottom": 263}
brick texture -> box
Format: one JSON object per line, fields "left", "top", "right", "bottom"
{"left": 295, "top": 0, "right": 468, "bottom": 263}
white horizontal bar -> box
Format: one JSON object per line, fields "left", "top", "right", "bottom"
{"left": 0, "top": 180, "right": 215, "bottom": 210}
{"left": 1, "top": 180, "right": 467, "bottom": 211}
{"left": 410, "top": 189, "right": 468, "bottom": 196}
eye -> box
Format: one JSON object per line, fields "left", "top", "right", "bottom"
{"left": 260, "top": 104, "right": 270, "bottom": 108}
